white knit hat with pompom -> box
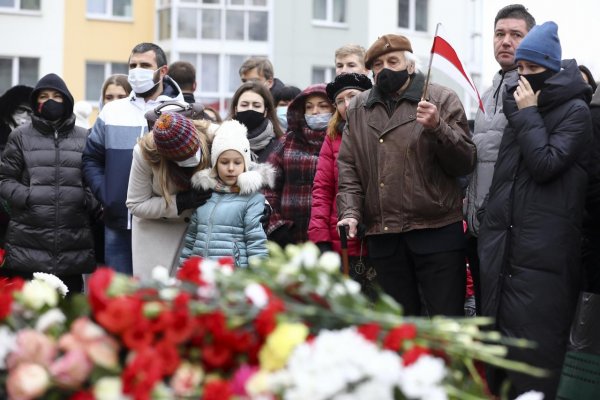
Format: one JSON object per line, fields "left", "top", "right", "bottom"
{"left": 210, "top": 120, "right": 251, "bottom": 171}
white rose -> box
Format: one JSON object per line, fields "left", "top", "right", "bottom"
{"left": 21, "top": 280, "right": 59, "bottom": 310}
{"left": 245, "top": 282, "right": 269, "bottom": 309}
{"left": 94, "top": 376, "right": 127, "bottom": 400}
{"left": 317, "top": 252, "right": 341, "bottom": 273}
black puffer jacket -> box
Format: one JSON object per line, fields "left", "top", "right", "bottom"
{"left": 0, "top": 74, "right": 96, "bottom": 275}
{"left": 478, "top": 59, "right": 592, "bottom": 396}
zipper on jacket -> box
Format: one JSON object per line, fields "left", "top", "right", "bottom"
{"left": 204, "top": 195, "right": 223, "bottom": 257}
{"left": 54, "top": 130, "right": 60, "bottom": 269}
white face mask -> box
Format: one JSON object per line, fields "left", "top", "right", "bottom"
{"left": 175, "top": 149, "right": 202, "bottom": 168}
{"left": 128, "top": 67, "right": 159, "bottom": 94}
{"left": 12, "top": 106, "right": 32, "bottom": 127}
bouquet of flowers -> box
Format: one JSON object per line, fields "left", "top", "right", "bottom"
{"left": 0, "top": 242, "right": 546, "bottom": 400}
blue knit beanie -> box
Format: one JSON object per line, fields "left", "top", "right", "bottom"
{"left": 515, "top": 21, "right": 562, "bottom": 72}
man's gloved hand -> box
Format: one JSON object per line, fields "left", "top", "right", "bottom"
{"left": 316, "top": 241, "right": 333, "bottom": 254}
{"left": 176, "top": 189, "right": 212, "bottom": 215}
{"left": 269, "top": 225, "right": 294, "bottom": 248}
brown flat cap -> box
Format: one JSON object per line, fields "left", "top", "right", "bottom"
{"left": 365, "top": 34, "right": 413, "bottom": 69}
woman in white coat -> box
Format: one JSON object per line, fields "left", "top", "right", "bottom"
{"left": 126, "top": 112, "right": 213, "bottom": 279}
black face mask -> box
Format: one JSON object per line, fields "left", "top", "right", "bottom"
{"left": 39, "top": 99, "right": 65, "bottom": 121}
{"left": 236, "top": 110, "right": 266, "bottom": 131}
{"left": 521, "top": 70, "right": 555, "bottom": 93}
{"left": 376, "top": 68, "right": 410, "bottom": 94}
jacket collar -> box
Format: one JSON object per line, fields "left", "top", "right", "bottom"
{"left": 365, "top": 72, "right": 424, "bottom": 109}
{"left": 31, "top": 113, "right": 76, "bottom": 135}
{"left": 191, "top": 162, "right": 276, "bottom": 196}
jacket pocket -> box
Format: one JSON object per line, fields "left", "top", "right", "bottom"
{"left": 513, "top": 203, "right": 579, "bottom": 273}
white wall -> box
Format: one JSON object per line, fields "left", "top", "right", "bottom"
{"left": 0, "top": 0, "right": 65, "bottom": 77}
{"left": 273, "top": 0, "right": 369, "bottom": 89}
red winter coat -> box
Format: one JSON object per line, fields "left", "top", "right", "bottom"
{"left": 308, "top": 132, "right": 365, "bottom": 257}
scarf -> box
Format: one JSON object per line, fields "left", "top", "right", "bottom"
{"left": 169, "top": 164, "right": 196, "bottom": 191}
{"left": 247, "top": 119, "right": 275, "bottom": 161}
{"left": 214, "top": 177, "right": 240, "bottom": 194}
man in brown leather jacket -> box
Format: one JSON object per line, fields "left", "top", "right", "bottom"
{"left": 337, "top": 34, "right": 476, "bottom": 316}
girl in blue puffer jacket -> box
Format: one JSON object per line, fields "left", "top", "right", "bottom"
{"left": 180, "top": 120, "right": 274, "bottom": 267}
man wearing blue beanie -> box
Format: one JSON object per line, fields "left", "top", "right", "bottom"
{"left": 478, "top": 21, "right": 593, "bottom": 399}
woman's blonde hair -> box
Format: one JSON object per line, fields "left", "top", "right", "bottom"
{"left": 326, "top": 108, "right": 344, "bottom": 140}
{"left": 138, "top": 119, "right": 212, "bottom": 207}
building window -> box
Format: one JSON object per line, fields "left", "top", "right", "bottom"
{"left": 87, "top": 0, "right": 132, "bottom": 19}
{"left": 313, "top": 0, "right": 346, "bottom": 25}
{"left": 178, "top": 52, "right": 267, "bottom": 115}
{"left": 175, "top": 0, "right": 267, "bottom": 41}
{"left": 398, "top": 0, "right": 428, "bottom": 32}
{"left": 158, "top": 7, "right": 171, "bottom": 40}
{"left": 0, "top": 56, "right": 39, "bottom": 94}
{"left": 0, "top": 0, "right": 40, "bottom": 11}
{"left": 85, "top": 62, "right": 128, "bottom": 102}
{"left": 311, "top": 66, "right": 335, "bottom": 84}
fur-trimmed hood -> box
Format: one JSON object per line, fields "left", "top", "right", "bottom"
{"left": 191, "top": 162, "right": 275, "bottom": 195}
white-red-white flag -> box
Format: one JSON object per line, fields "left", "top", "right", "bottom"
{"left": 430, "top": 35, "right": 485, "bottom": 113}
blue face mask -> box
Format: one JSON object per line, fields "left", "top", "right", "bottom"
{"left": 305, "top": 112, "right": 332, "bottom": 131}
{"left": 276, "top": 106, "right": 288, "bottom": 130}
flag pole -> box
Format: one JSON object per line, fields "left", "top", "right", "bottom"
{"left": 421, "top": 22, "right": 442, "bottom": 101}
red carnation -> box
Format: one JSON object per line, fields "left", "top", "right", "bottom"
{"left": 0, "top": 277, "right": 24, "bottom": 321}
{"left": 202, "top": 344, "right": 233, "bottom": 370}
{"left": 69, "top": 391, "right": 95, "bottom": 400}
{"left": 122, "top": 317, "right": 155, "bottom": 350}
{"left": 357, "top": 323, "right": 381, "bottom": 342}
{"left": 402, "top": 345, "right": 430, "bottom": 366}
{"left": 87, "top": 268, "right": 115, "bottom": 313}
{"left": 203, "top": 378, "right": 233, "bottom": 400}
{"left": 164, "top": 310, "right": 195, "bottom": 344}
{"left": 254, "top": 297, "right": 285, "bottom": 337}
{"left": 383, "top": 323, "right": 417, "bottom": 351}
{"left": 155, "top": 340, "right": 181, "bottom": 376}
{"left": 177, "top": 256, "right": 204, "bottom": 285}
{"left": 122, "top": 348, "right": 163, "bottom": 399}
{"left": 96, "top": 296, "right": 142, "bottom": 334}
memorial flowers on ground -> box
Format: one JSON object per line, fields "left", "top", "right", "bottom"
{"left": 0, "top": 242, "right": 545, "bottom": 399}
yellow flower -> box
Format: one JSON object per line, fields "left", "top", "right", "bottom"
{"left": 259, "top": 322, "right": 309, "bottom": 371}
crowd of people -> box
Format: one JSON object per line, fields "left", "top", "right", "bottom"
{"left": 0, "top": 3, "right": 598, "bottom": 398}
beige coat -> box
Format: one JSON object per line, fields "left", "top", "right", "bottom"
{"left": 126, "top": 145, "right": 193, "bottom": 279}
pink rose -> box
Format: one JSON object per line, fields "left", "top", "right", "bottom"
{"left": 6, "top": 362, "right": 50, "bottom": 400}
{"left": 58, "top": 333, "right": 84, "bottom": 353}
{"left": 49, "top": 349, "right": 93, "bottom": 389}
{"left": 170, "top": 362, "right": 204, "bottom": 397}
{"left": 7, "top": 330, "right": 57, "bottom": 368}
{"left": 71, "top": 317, "right": 105, "bottom": 342}
{"left": 87, "top": 336, "right": 120, "bottom": 369}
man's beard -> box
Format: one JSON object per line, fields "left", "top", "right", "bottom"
{"left": 137, "top": 70, "right": 162, "bottom": 98}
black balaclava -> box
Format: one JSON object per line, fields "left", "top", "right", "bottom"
{"left": 30, "top": 73, "right": 74, "bottom": 122}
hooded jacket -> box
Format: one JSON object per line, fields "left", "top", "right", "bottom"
{"left": 180, "top": 162, "right": 275, "bottom": 268}
{"left": 478, "top": 59, "right": 592, "bottom": 389}
{"left": 264, "top": 84, "right": 332, "bottom": 243}
{"left": 0, "top": 73, "right": 97, "bottom": 275}
{"left": 83, "top": 75, "right": 184, "bottom": 229}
